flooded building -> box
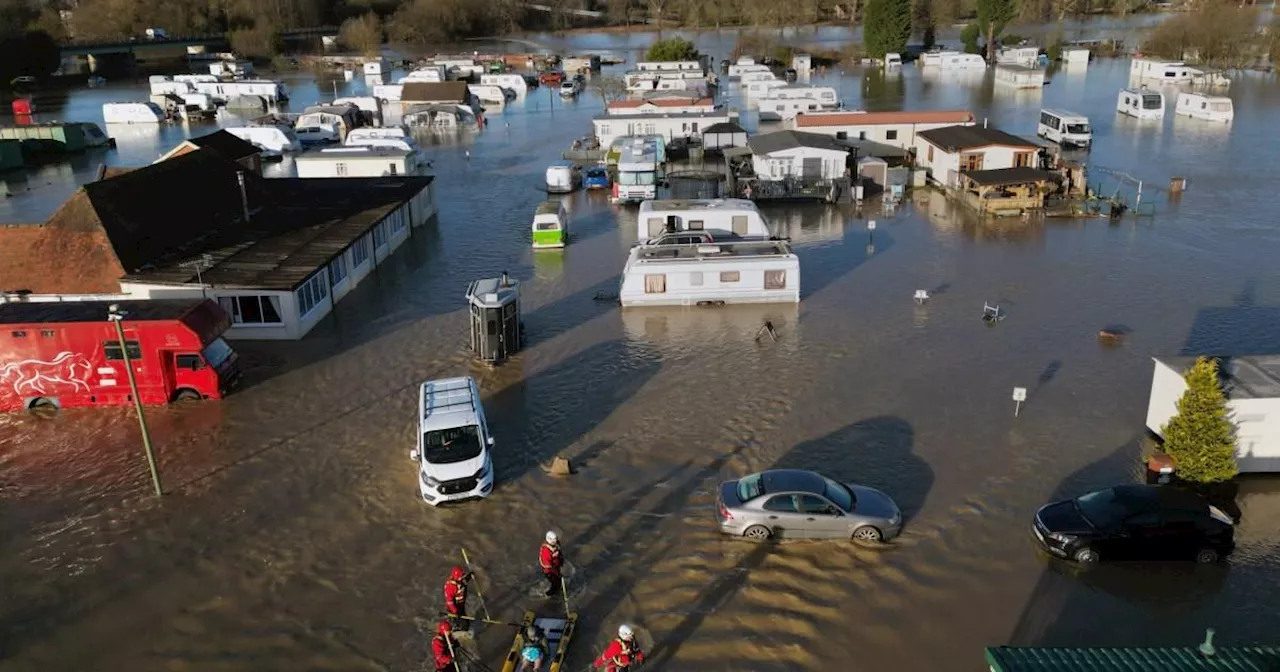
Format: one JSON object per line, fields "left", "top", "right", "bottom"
{"left": 399, "top": 81, "right": 480, "bottom": 117}
{"left": 747, "top": 131, "right": 852, "bottom": 181}
{"left": 792, "top": 110, "right": 976, "bottom": 152}
{"left": 593, "top": 109, "right": 731, "bottom": 147}
{"left": 0, "top": 151, "right": 436, "bottom": 339}
{"left": 914, "top": 125, "right": 1040, "bottom": 188}
{"left": 605, "top": 95, "right": 716, "bottom": 116}
{"left": 154, "top": 129, "right": 263, "bottom": 175}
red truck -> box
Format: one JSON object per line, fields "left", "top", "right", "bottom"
{"left": 0, "top": 299, "right": 240, "bottom": 411}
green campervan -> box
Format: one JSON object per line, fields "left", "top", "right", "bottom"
{"left": 531, "top": 200, "right": 569, "bottom": 249}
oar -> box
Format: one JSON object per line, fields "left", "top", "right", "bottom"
{"left": 460, "top": 547, "right": 493, "bottom": 622}
{"left": 439, "top": 612, "right": 525, "bottom": 629}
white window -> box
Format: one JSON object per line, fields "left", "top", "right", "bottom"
{"left": 328, "top": 255, "right": 347, "bottom": 286}
{"left": 350, "top": 234, "right": 370, "bottom": 268}
{"left": 218, "top": 295, "right": 283, "bottom": 325}
{"left": 598, "top": 123, "right": 610, "bottom": 137}
{"left": 388, "top": 207, "right": 406, "bottom": 234}
{"left": 295, "top": 269, "right": 330, "bottom": 318}
{"left": 644, "top": 274, "right": 666, "bottom": 293}
{"left": 335, "top": 162, "right": 348, "bottom": 176}
{"left": 373, "top": 221, "right": 386, "bottom": 249}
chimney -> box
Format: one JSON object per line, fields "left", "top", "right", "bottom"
{"left": 236, "top": 171, "right": 250, "bottom": 221}
{"left": 983, "top": 117, "right": 988, "bottom": 129}
{"left": 500, "top": 270, "right": 510, "bottom": 287}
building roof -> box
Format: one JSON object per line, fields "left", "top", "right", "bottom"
{"left": 607, "top": 97, "right": 714, "bottom": 109}
{"left": 703, "top": 121, "right": 746, "bottom": 134}
{"left": 918, "top": 125, "right": 1038, "bottom": 151}
{"left": 795, "top": 109, "right": 976, "bottom": 128}
{"left": 96, "top": 165, "right": 136, "bottom": 181}
{"left": 962, "top": 167, "right": 1055, "bottom": 186}
{"left": 0, "top": 193, "right": 126, "bottom": 295}
{"left": 296, "top": 146, "right": 413, "bottom": 160}
{"left": 187, "top": 129, "right": 261, "bottom": 162}
{"left": 747, "top": 130, "right": 851, "bottom": 155}
{"left": 1155, "top": 356, "right": 1280, "bottom": 400}
{"left": 0, "top": 299, "right": 206, "bottom": 325}
{"left": 400, "top": 81, "right": 469, "bottom": 103}
{"left": 985, "top": 645, "right": 1280, "bottom": 671}
{"left": 594, "top": 110, "right": 728, "bottom": 121}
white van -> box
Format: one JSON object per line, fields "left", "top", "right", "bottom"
{"left": 103, "top": 101, "right": 166, "bottom": 124}
{"left": 1037, "top": 109, "right": 1092, "bottom": 148}
{"left": 546, "top": 161, "right": 581, "bottom": 193}
{"left": 410, "top": 377, "right": 495, "bottom": 505}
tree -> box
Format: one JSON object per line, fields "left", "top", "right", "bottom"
{"left": 645, "top": 36, "right": 697, "bottom": 61}
{"left": 976, "top": 0, "right": 1015, "bottom": 60}
{"left": 960, "top": 22, "right": 981, "bottom": 53}
{"left": 863, "top": 0, "right": 911, "bottom": 58}
{"left": 339, "top": 12, "right": 382, "bottom": 55}
{"left": 1161, "top": 357, "right": 1239, "bottom": 484}
{"left": 229, "top": 24, "right": 280, "bottom": 58}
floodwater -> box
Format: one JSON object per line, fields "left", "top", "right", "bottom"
{"left": 5, "top": 21, "right": 1280, "bottom": 671}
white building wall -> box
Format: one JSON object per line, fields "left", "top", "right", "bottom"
{"left": 296, "top": 156, "right": 413, "bottom": 178}
{"left": 751, "top": 147, "right": 848, "bottom": 180}
{"left": 594, "top": 113, "right": 730, "bottom": 147}
{"left": 799, "top": 120, "right": 975, "bottom": 150}
{"left": 914, "top": 140, "right": 1032, "bottom": 186}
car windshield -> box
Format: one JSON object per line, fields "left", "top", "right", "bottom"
{"left": 1074, "top": 488, "right": 1129, "bottom": 529}
{"left": 201, "top": 337, "right": 234, "bottom": 368}
{"left": 1065, "top": 123, "right": 1091, "bottom": 134}
{"left": 619, "top": 171, "right": 656, "bottom": 185}
{"left": 423, "top": 425, "right": 483, "bottom": 464}
{"left": 823, "top": 477, "right": 855, "bottom": 511}
{"left": 587, "top": 169, "right": 606, "bottom": 178}
{"left": 736, "top": 473, "right": 764, "bottom": 501}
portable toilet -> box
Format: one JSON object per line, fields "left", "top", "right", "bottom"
{"left": 466, "top": 272, "right": 522, "bottom": 364}
{"left": 792, "top": 53, "right": 812, "bottom": 73}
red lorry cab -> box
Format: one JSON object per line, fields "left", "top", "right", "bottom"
{"left": 0, "top": 299, "right": 240, "bottom": 411}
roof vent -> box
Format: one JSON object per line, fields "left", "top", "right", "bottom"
{"left": 1198, "top": 628, "right": 1216, "bottom": 658}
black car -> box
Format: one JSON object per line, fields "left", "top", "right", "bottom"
{"left": 1032, "top": 484, "right": 1234, "bottom": 563}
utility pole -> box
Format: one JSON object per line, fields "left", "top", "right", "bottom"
{"left": 108, "top": 304, "right": 163, "bottom": 497}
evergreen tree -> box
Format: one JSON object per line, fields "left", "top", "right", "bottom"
{"left": 1161, "top": 357, "right": 1239, "bottom": 484}
{"left": 863, "top": 0, "right": 912, "bottom": 59}
{"left": 975, "top": 0, "right": 1016, "bottom": 60}
{"left": 646, "top": 37, "right": 699, "bottom": 61}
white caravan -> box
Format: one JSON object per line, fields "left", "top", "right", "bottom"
{"left": 148, "top": 76, "right": 194, "bottom": 96}
{"left": 920, "top": 51, "right": 986, "bottom": 69}
{"left": 740, "top": 71, "right": 779, "bottom": 84}
{"left": 1130, "top": 58, "right": 1193, "bottom": 84}
{"left": 409, "top": 377, "right": 495, "bottom": 505}
{"left": 480, "top": 73, "right": 528, "bottom": 95}
{"left": 1037, "top": 109, "right": 1092, "bottom": 148}
{"left": 194, "top": 79, "right": 288, "bottom": 103}
{"left": 346, "top": 126, "right": 419, "bottom": 150}
{"left": 1175, "top": 92, "right": 1234, "bottom": 122}
{"left": 295, "top": 146, "right": 429, "bottom": 177}
{"left": 469, "top": 84, "right": 509, "bottom": 104}
{"left": 1117, "top": 87, "right": 1165, "bottom": 121}
{"left": 402, "top": 65, "right": 447, "bottom": 82}
{"left": 102, "top": 102, "right": 166, "bottom": 124}
{"left": 619, "top": 239, "right": 801, "bottom": 307}
{"left": 995, "top": 46, "right": 1041, "bottom": 67}
{"left": 745, "top": 79, "right": 788, "bottom": 97}
{"left": 225, "top": 126, "right": 303, "bottom": 155}
{"left": 373, "top": 83, "right": 403, "bottom": 103}
{"left": 637, "top": 60, "right": 701, "bottom": 72}
{"left": 614, "top": 140, "right": 661, "bottom": 204}
{"left": 994, "top": 64, "right": 1046, "bottom": 89}
{"left": 636, "top": 199, "right": 773, "bottom": 242}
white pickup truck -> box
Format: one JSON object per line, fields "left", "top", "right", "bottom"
{"left": 410, "top": 377, "right": 495, "bottom": 504}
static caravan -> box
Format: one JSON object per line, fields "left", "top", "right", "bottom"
{"left": 994, "top": 65, "right": 1046, "bottom": 89}
{"left": 564, "top": 55, "right": 601, "bottom": 73}
{"left": 1062, "top": 47, "right": 1090, "bottom": 66}
{"left": 174, "top": 74, "right": 219, "bottom": 85}
{"left": 1146, "top": 356, "right": 1280, "bottom": 473}
{"left": 362, "top": 58, "right": 390, "bottom": 76}
{"left": 636, "top": 199, "right": 773, "bottom": 242}
{"left": 209, "top": 60, "right": 254, "bottom": 77}
{"left": 637, "top": 60, "right": 701, "bottom": 72}
{"left": 432, "top": 59, "right": 483, "bottom": 78}
{"left": 346, "top": 126, "right": 418, "bottom": 150}
{"left": 729, "top": 60, "right": 770, "bottom": 78}
{"left": 740, "top": 71, "right": 779, "bottom": 84}
{"left": 758, "top": 97, "right": 825, "bottom": 122}
{"left": 373, "top": 83, "right": 403, "bottom": 103}
{"left": 619, "top": 239, "right": 800, "bottom": 307}
{"left": 1117, "top": 87, "right": 1165, "bottom": 120}
{"left": 996, "top": 46, "right": 1041, "bottom": 67}
{"left": 102, "top": 102, "right": 166, "bottom": 124}
{"left": 921, "top": 51, "right": 986, "bottom": 69}
{"left": 225, "top": 126, "right": 302, "bottom": 154}
{"left": 480, "top": 73, "right": 528, "bottom": 95}
{"left": 149, "top": 76, "right": 193, "bottom": 96}
{"left": 333, "top": 96, "right": 383, "bottom": 125}
{"left": 1130, "top": 58, "right": 1193, "bottom": 84}
{"left": 402, "top": 65, "right": 447, "bottom": 82}
{"left": 1037, "top": 109, "right": 1092, "bottom": 148}
{"left": 767, "top": 85, "right": 838, "bottom": 107}
{"left": 295, "top": 146, "right": 428, "bottom": 178}
{"left": 195, "top": 79, "right": 288, "bottom": 103}
{"left": 1175, "top": 92, "right": 1234, "bottom": 122}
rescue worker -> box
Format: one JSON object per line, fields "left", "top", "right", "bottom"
{"left": 443, "top": 566, "right": 473, "bottom": 631}
{"left": 593, "top": 624, "right": 644, "bottom": 671}
{"left": 538, "top": 531, "right": 563, "bottom": 597}
{"left": 431, "top": 620, "right": 459, "bottom": 672}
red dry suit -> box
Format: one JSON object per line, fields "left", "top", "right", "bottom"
{"left": 432, "top": 621, "right": 456, "bottom": 671}
{"left": 594, "top": 637, "right": 643, "bottom": 671}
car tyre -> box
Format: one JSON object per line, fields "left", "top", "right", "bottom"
{"left": 742, "top": 525, "right": 771, "bottom": 541}
{"left": 852, "top": 526, "right": 883, "bottom": 543}
{"left": 1072, "top": 547, "right": 1100, "bottom": 563}
{"left": 174, "top": 388, "right": 201, "bottom": 402}
{"left": 1194, "top": 548, "right": 1220, "bottom": 564}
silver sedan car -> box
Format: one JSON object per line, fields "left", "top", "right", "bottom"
{"left": 716, "top": 469, "right": 903, "bottom": 542}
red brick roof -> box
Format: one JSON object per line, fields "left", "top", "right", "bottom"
{"left": 608, "top": 97, "right": 714, "bottom": 109}
{"left": 795, "top": 110, "right": 975, "bottom": 127}
{"left": 0, "top": 191, "right": 125, "bottom": 295}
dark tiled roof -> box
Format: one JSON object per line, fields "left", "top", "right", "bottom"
{"left": 1155, "top": 356, "right": 1280, "bottom": 400}
{"left": 918, "top": 125, "right": 1038, "bottom": 151}
{"left": 188, "top": 129, "right": 261, "bottom": 162}
{"left": 746, "top": 130, "right": 851, "bottom": 155}
{"left": 985, "top": 645, "right": 1280, "bottom": 671}
{"left": 703, "top": 121, "right": 746, "bottom": 134}
{"left": 400, "top": 81, "right": 469, "bottom": 103}
{"left": 962, "top": 167, "right": 1055, "bottom": 186}
{"left": 95, "top": 165, "right": 136, "bottom": 181}
{"left": 0, "top": 191, "right": 125, "bottom": 295}
{"left": 0, "top": 299, "right": 206, "bottom": 324}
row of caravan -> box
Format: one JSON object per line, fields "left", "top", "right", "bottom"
{"left": 148, "top": 75, "right": 289, "bottom": 103}
{"left": 756, "top": 85, "right": 840, "bottom": 121}
{"left": 1117, "top": 87, "right": 1234, "bottom": 122}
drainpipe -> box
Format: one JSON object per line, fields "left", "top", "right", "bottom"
{"left": 236, "top": 171, "right": 250, "bottom": 221}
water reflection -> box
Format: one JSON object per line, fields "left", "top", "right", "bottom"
{"left": 620, "top": 303, "right": 801, "bottom": 357}
{"left": 102, "top": 122, "right": 164, "bottom": 158}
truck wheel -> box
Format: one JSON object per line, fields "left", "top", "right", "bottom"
{"left": 28, "top": 397, "right": 59, "bottom": 411}
{"left": 174, "top": 388, "right": 201, "bottom": 402}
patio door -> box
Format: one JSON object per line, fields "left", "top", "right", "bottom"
{"left": 802, "top": 157, "right": 822, "bottom": 179}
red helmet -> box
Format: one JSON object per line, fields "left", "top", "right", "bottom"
{"left": 438, "top": 620, "right": 452, "bottom": 635}
{"left": 450, "top": 566, "right": 466, "bottom": 581}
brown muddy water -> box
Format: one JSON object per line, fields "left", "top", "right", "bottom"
{"left": 5, "top": 36, "right": 1280, "bottom": 672}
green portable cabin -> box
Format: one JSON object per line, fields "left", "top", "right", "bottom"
{"left": 985, "top": 640, "right": 1280, "bottom": 671}
{"left": 0, "top": 123, "right": 110, "bottom": 156}
{"left": 531, "top": 200, "right": 568, "bottom": 249}
{"left": 0, "top": 140, "right": 24, "bottom": 171}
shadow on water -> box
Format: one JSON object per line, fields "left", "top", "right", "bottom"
{"left": 773, "top": 416, "right": 933, "bottom": 522}
{"left": 797, "top": 227, "right": 896, "bottom": 300}
{"left": 484, "top": 339, "right": 660, "bottom": 485}
{"left": 1180, "top": 302, "right": 1280, "bottom": 357}
{"left": 521, "top": 276, "right": 621, "bottom": 348}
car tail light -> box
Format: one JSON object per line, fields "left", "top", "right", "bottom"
{"left": 718, "top": 500, "right": 732, "bottom": 521}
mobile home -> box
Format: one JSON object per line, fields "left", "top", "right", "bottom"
{"left": 402, "top": 65, "right": 448, "bottom": 83}
{"left": 194, "top": 79, "right": 289, "bottom": 103}
{"left": 373, "top": 83, "right": 403, "bottom": 103}
{"left": 148, "top": 75, "right": 194, "bottom": 96}
{"left": 225, "top": 126, "right": 302, "bottom": 154}
{"left": 209, "top": 60, "right": 254, "bottom": 77}
{"left": 362, "top": 58, "right": 390, "bottom": 76}
{"left": 480, "top": 73, "right": 528, "bottom": 95}
{"left": 1036, "top": 109, "right": 1092, "bottom": 148}
{"left": 1117, "top": 87, "right": 1165, "bottom": 120}
{"left": 1130, "top": 58, "right": 1193, "bottom": 84}
{"left": 294, "top": 146, "right": 430, "bottom": 178}
{"left": 637, "top": 60, "right": 701, "bottom": 72}
{"left": 1175, "top": 92, "right": 1233, "bottom": 122}
{"left": 995, "top": 46, "right": 1041, "bottom": 67}
{"left": 346, "top": 126, "right": 418, "bottom": 150}
{"left": 619, "top": 239, "right": 800, "bottom": 307}
{"left": 758, "top": 97, "right": 826, "bottom": 122}
{"left": 102, "top": 101, "right": 166, "bottom": 124}
{"left": 636, "top": 199, "right": 772, "bottom": 242}
{"left": 744, "top": 79, "right": 789, "bottom": 97}
{"left": 994, "top": 65, "right": 1046, "bottom": 89}
{"left": 765, "top": 85, "right": 838, "bottom": 106}
{"left": 920, "top": 51, "right": 986, "bottom": 69}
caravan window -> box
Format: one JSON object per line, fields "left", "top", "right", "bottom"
{"left": 1142, "top": 94, "right": 1162, "bottom": 110}
{"left": 765, "top": 270, "right": 786, "bottom": 289}
{"left": 644, "top": 274, "right": 666, "bottom": 294}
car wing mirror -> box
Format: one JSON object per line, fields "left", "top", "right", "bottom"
{"left": 486, "top": 436, "right": 495, "bottom": 446}
{"left": 409, "top": 449, "right": 419, "bottom": 461}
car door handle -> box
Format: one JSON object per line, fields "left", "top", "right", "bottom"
{"left": 806, "top": 518, "right": 816, "bottom": 521}
{"left": 768, "top": 515, "right": 778, "bottom": 520}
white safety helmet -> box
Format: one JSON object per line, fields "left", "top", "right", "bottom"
{"left": 545, "top": 530, "right": 558, "bottom": 545}
{"left": 618, "top": 624, "right": 634, "bottom": 640}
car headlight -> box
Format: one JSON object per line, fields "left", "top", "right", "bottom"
{"left": 422, "top": 473, "right": 440, "bottom": 487}
{"left": 1048, "top": 532, "right": 1076, "bottom": 544}
{"left": 475, "top": 463, "right": 491, "bottom": 481}
{"left": 890, "top": 511, "right": 902, "bottom": 525}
